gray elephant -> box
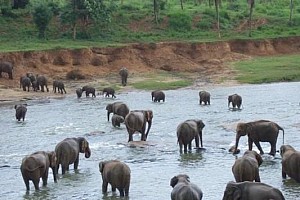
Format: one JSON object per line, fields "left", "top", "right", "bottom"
{"left": 76, "top": 88, "right": 82, "bottom": 98}
{"left": 20, "top": 151, "right": 57, "bottom": 191}
{"left": 15, "top": 104, "right": 27, "bottom": 121}
{"left": 53, "top": 80, "right": 66, "bottom": 94}
{"left": 228, "top": 94, "right": 242, "bottom": 109}
{"left": 222, "top": 181, "right": 285, "bottom": 200}
{"left": 20, "top": 76, "right": 31, "bottom": 92}
{"left": 176, "top": 119, "right": 205, "bottom": 153}
{"left": 170, "top": 174, "right": 203, "bottom": 200}
{"left": 36, "top": 75, "right": 49, "bottom": 92}
{"left": 55, "top": 137, "right": 91, "bottom": 175}
{"left": 151, "top": 90, "right": 165, "bottom": 102}
{"left": 125, "top": 110, "right": 153, "bottom": 142}
{"left": 103, "top": 87, "right": 116, "bottom": 98}
{"left": 233, "top": 120, "right": 284, "bottom": 156}
{"left": 199, "top": 91, "right": 210, "bottom": 105}
{"left": 0, "top": 61, "right": 13, "bottom": 79}
{"left": 106, "top": 102, "right": 130, "bottom": 121}
{"left": 119, "top": 67, "right": 128, "bottom": 86}
{"left": 26, "top": 72, "right": 36, "bottom": 84}
{"left": 232, "top": 150, "right": 263, "bottom": 182}
{"left": 280, "top": 145, "right": 300, "bottom": 183}
{"left": 82, "top": 86, "right": 96, "bottom": 97}
{"left": 99, "top": 160, "right": 131, "bottom": 197}
{"left": 112, "top": 114, "right": 124, "bottom": 127}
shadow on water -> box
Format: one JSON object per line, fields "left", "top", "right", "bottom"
{"left": 23, "top": 188, "right": 50, "bottom": 200}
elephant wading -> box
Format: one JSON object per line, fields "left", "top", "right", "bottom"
{"left": 15, "top": 104, "right": 27, "bottom": 121}
{"left": 151, "top": 90, "right": 165, "bottom": 102}
{"left": 125, "top": 110, "right": 153, "bottom": 142}
{"left": 233, "top": 120, "right": 284, "bottom": 156}
{"left": 55, "top": 137, "right": 91, "bottom": 174}
{"left": 103, "top": 87, "right": 116, "bottom": 98}
{"left": 199, "top": 91, "right": 210, "bottom": 105}
{"left": 82, "top": 86, "right": 96, "bottom": 97}
{"left": 222, "top": 181, "right": 285, "bottom": 200}
{"left": 176, "top": 119, "right": 205, "bottom": 153}
{"left": 228, "top": 94, "right": 242, "bottom": 109}
{"left": 111, "top": 114, "right": 124, "bottom": 127}
{"left": 20, "top": 151, "right": 57, "bottom": 191}
{"left": 53, "top": 80, "right": 66, "bottom": 94}
{"left": 232, "top": 150, "right": 263, "bottom": 182}
{"left": 119, "top": 67, "right": 128, "bottom": 86}
{"left": 20, "top": 76, "right": 31, "bottom": 92}
{"left": 280, "top": 145, "right": 300, "bottom": 183}
{"left": 99, "top": 160, "right": 131, "bottom": 197}
{"left": 106, "top": 102, "right": 129, "bottom": 121}
{"left": 0, "top": 61, "right": 13, "bottom": 79}
{"left": 76, "top": 88, "right": 83, "bottom": 98}
{"left": 170, "top": 174, "right": 203, "bottom": 200}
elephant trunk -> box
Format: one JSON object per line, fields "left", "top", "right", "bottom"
{"left": 145, "top": 120, "right": 152, "bottom": 140}
{"left": 199, "top": 130, "right": 203, "bottom": 148}
{"left": 107, "top": 112, "right": 110, "bottom": 121}
{"left": 51, "top": 166, "right": 57, "bottom": 183}
{"left": 234, "top": 135, "right": 241, "bottom": 154}
{"left": 85, "top": 148, "right": 91, "bottom": 158}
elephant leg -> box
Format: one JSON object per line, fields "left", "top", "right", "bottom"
{"left": 269, "top": 142, "right": 277, "bottom": 156}
{"left": 188, "top": 142, "right": 192, "bottom": 151}
{"left": 42, "top": 171, "right": 49, "bottom": 186}
{"left": 74, "top": 157, "right": 79, "bottom": 170}
{"left": 128, "top": 133, "right": 133, "bottom": 142}
{"left": 22, "top": 86, "right": 26, "bottom": 91}
{"left": 102, "top": 181, "right": 108, "bottom": 193}
{"left": 184, "top": 144, "right": 188, "bottom": 153}
{"left": 195, "top": 135, "right": 200, "bottom": 148}
{"left": 282, "top": 170, "right": 287, "bottom": 179}
{"left": 254, "top": 141, "right": 264, "bottom": 155}
{"left": 255, "top": 173, "right": 261, "bottom": 182}
{"left": 125, "top": 186, "right": 129, "bottom": 196}
{"left": 248, "top": 137, "right": 253, "bottom": 151}
{"left": 33, "top": 179, "right": 40, "bottom": 190}
{"left": 22, "top": 176, "right": 30, "bottom": 190}
{"left": 112, "top": 186, "right": 116, "bottom": 192}
{"left": 62, "top": 165, "right": 67, "bottom": 175}
{"left": 118, "top": 188, "right": 125, "bottom": 197}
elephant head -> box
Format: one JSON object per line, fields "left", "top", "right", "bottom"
{"left": 106, "top": 104, "right": 113, "bottom": 121}
{"left": 244, "top": 150, "right": 263, "bottom": 166}
{"left": 196, "top": 120, "right": 205, "bottom": 147}
{"left": 170, "top": 174, "right": 190, "bottom": 188}
{"left": 47, "top": 151, "right": 57, "bottom": 182}
{"left": 222, "top": 181, "right": 241, "bottom": 200}
{"left": 233, "top": 122, "right": 250, "bottom": 154}
{"left": 78, "top": 137, "right": 91, "bottom": 158}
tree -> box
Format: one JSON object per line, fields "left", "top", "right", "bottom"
{"left": 289, "top": 0, "right": 294, "bottom": 25}
{"left": 154, "top": 0, "right": 159, "bottom": 23}
{"left": 248, "top": 0, "right": 254, "bottom": 37}
{"left": 32, "top": 2, "right": 53, "bottom": 39}
{"left": 215, "top": 0, "right": 220, "bottom": 38}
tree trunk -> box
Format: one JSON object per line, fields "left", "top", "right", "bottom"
{"left": 154, "top": 0, "right": 158, "bottom": 24}
{"left": 248, "top": 0, "right": 254, "bottom": 37}
{"left": 215, "top": 0, "right": 220, "bottom": 38}
{"left": 289, "top": 0, "right": 293, "bottom": 25}
{"left": 72, "top": 22, "right": 77, "bottom": 40}
{"left": 180, "top": 0, "right": 184, "bottom": 10}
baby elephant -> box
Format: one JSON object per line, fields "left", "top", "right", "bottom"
{"left": 76, "top": 88, "right": 82, "bottom": 98}
{"left": 103, "top": 87, "right": 116, "bottom": 98}
{"left": 111, "top": 114, "right": 124, "bottom": 127}
{"left": 170, "top": 174, "right": 203, "bottom": 200}
{"left": 280, "top": 144, "right": 300, "bottom": 182}
{"left": 99, "top": 160, "right": 131, "bottom": 197}
{"left": 15, "top": 104, "right": 27, "bottom": 121}
{"left": 232, "top": 150, "right": 263, "bottom": 182}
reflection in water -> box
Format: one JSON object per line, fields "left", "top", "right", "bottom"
{"left": 179, "top": 152, "right": 204, "bottom": 167}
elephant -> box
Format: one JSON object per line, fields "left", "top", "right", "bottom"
{"left": 99, "top": 160, "right": 131, "bottom": 197}
{"left": 20, "top": 151, "right": 57, "bottom": 191}
{"left": 55, "top": 137, "right": 91, "bottom": 175}
{"left": 170, "top": 174, "right": 203, "bottom": 200}
{"left": 15, "top": 104, "right": 27, "bottom": 121}
{"left": 280, "top": 144, "right": 300, "bottom": 183}
{"left": 111, "top": 114, "right": 124, "bottom": 127}
{"left": 125, "top": 110, "right": 153, "bottom": 142}
{"left": 199, "top": 91, "right": 210, "bottom": 105}
{"left": 151, "top": 90, "right": 165, "bottom": 102}
{"left": 26, "top": 72, "right": 36, "bottom": 84}
{"left": 76, "top": 88, "right": 82, "bottom": 98}
{"left": 106, "top": 102, "right": 129, "bottom": 122}
{"left": 119, "top": 67, "right": 128, "bottom": 86}
{"left": 233, "top": 120, "right": 284, "bottom": 156}
{"left": 222, "top": 181, "right": 285, "bottom": 200}
{"left": 232, "top": 150, "right": 263, "bottom": 182}
{"left": 20, "top": 76, "right": 31, "bottom": 92}
{"left": 0, "top": 61, "right": 13, "bottom": 79}
{"left": 228, "top": 94, "right": 242, "bottom": 109}
{"left": 36, "top": 75, "right": 49, "bottom": 92}
{"left": 53, "top": 80, "right": 66, "bottom": 94}
{"left": 103, "top": 87, "right": 116, "bottom": 98}
{"left": 176, "top": 119, "right": 205, "bottom": 153}
{"left": 82, "top": 86, "right": 96, "bottom": 97}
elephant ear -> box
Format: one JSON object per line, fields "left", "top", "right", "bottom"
{"left": 99, "top": 162, "right": 105, "bottom": 173}
{"left": 145, "top": 110, "right": 153, "bottom": 122}
{"left": 170, "top": 176, "right": 178, "bottom": 188}
{"left": 255, "top": 152, "right": 263, "bottom": 166}
{"left": 48, "top": 151, "right": 57, "bottom": 167}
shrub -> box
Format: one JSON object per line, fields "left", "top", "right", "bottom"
{"left": 168, "top": 13, "right": 192, "bottom": 31}
{"left": 66, "top": 70, "right": 85, "bottom": 80}
{"left": 32, "top": 2, "right": 53, "bottom": 39}
{"left": 12, "top": 0, "right": 30, "bottom": 9}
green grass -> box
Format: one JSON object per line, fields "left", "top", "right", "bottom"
{"left": 132, "top": 79, "right": 192, "bottom": 90}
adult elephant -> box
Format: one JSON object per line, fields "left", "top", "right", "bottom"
{"left": 124, "top": 110, "right": 153, "bottom": 142}
{"left": 170, "top": 174, "right": 203, "bottom": 200}
{"left": 15, "top": 104, "right": 27, "bottom": 121}
{"left": 99, "top": 160, "right": 131, "bottom": 197}
{"left": 0, "top": 61, "right": 13, "bottom": 79}
{"left": 176, "top": 119, "right": 205, "bottom": 153}
{"left": 111, "top": 114, "right": 124, "bottom": 127}
{"left": 106, "top": 102, "right": 129, "bottom": 121}
{"left": 228, "top": 94, "right": 242, "bottom": 109}
{"left": 232, "top": 150, "right": 263, "bottom": 182}
{"left": 55, "top": 137, "right": 91, "bottom": 175}
{"left": 20, "top": 151, "right": 57, "bottom": 191}
{"left": 280, "top": 145, "right": 300, "bottom": 183}
{"left": 53, "top": 80, "right": 66, "bottom": 94}
{"left": 20, "top": 76, "right": 31, "bottom": 92}
{"left": 36, "top": 75, "right": 49, "bottom": 92}
{"left": 103, "top": 87, "right": 116, "bottom": 98}
{"left": 151, "top": 90, "right": 165, "bottom": 102}
{"left": 222, "top": 181, "right": 285, "bottom": 200}
{"left": 82, "top": 86, "right": 96, "bottom": 97}
{"left": 233, "top": 120, "right": 284, "bottom": 156}
{"left": 76, "top": 88, "right": 82, "bottom": 98}
{"left": 119, "top": 67, "right": 128, "bottom": 86}
{"left": 199, "top": 91, "right": 210, "bottom": 105}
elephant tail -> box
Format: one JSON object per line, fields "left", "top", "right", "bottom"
{"left": 277, "top": 125, "right": 284, "bottom": 144}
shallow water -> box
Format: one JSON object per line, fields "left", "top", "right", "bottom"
{"left": 0, "top": 82, "right": 299, "bottom": 200}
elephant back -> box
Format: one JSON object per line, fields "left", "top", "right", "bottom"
{"left": 21, "top": 152, "right": 47, "bottom": 172}
{"left": 55, "top": 138, "right": 80, "bottom": 163}
{"left": 114, "top": 103, "right": 129, "bottom": 118}
{"left": 177, "top": 121, "right": 198, "bottom": 140}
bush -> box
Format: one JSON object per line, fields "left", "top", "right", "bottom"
{"left": 168, "top": 13, "right": 192, "bottom": 31}
{"left": 66, "top": 70, "right": 85, "bottom": 80}
{"left": 12, "top": 0, "right": 29, "bottom": 9}
{"left": 32, "top": 2, "right": 53, "bottom": 38}
{"left": 197, "top": 19, "right": 213, "bottom": 30}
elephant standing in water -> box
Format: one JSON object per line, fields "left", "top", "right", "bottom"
{"left": 111, "top": 114, "right": 124, "bottom": 127}
{"left": 82, "top": 86, "right": 96, "bottom": 97}
{"left": 15, "top": 104, "right": 27, "bottom": 121}
{"left": 76, "top": 88, "right": 82, "bottom": 98}
{"left": 36, "top": 75, "right": 49, "bottom": 92}
{"left": 55, "top": 137, "right": 91, "bottom": 174}
{"left": 124, "top": 110, "right": 153, "bottom": 142}
{"left": 280, "top": 145, "right": 300, "bottom": 183}
{"left": 228, "top": 94, "right": 242, "bottom": 109}
{"left": 103, "top": 87, "right": 116, "bottom": 98}
{"left": 53, "top": 80, "right": 66, "bottom": 94}
{"left": 20, "top": 151, "right": 57, "bottom": 190}
{"left": 20, "top": 76, "right": 31, "bottom": 92}
{"left": 106, "top": 102, "right": 129, "bottom": 121}
{"left": 151, "top": 90, "right": 165, "bottom": 102}
{"left": 99, "top": 160, "right": 131, "bottom": 197}
{"left": 176, "top": 119, "right": 205, "bottom": 153}
{"left": 170, "top": 174, "right": 203, "bottom": 200}
{"left": 232, "top": 150, "right": 263, "bottom": 182}
{"left": 222, "top": 181, "right": 285, "bottom": 200}
{"left": 199, "top": 91, "right": 210, "bottom": 105}
{"left": 233, "top": 120, "right": 284, "bottom": 156}
{"left": 0, "top": 61, "right": 13, "bottom": 79}
{"left": 119, "top": 67, "right": 128, "bottom": 86}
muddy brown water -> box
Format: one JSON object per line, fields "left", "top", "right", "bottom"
{"left": 0, "top": 82, "right": 299, "bottom": 200}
